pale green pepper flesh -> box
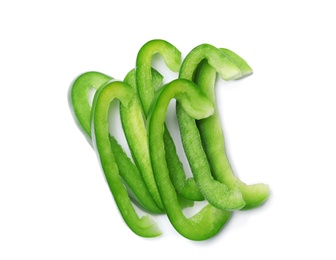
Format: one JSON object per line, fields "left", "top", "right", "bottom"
{"left": 120, "top": 68, "right": 165, "bottom": 211}
{"left": 148, "top": 79, "right": 231, "bottom": 241}
{"left": 68, "top": 71, "right": 112, "bottom": 145}
{"left": 68, "top": 71, "right": 163, "bottom": 214}
{"left": 121, "top": 68, "right": 195, "bottom": 210}
{"left": 180, "top": 45, "right": 270, "bottom": 209}
{"left": 136, "top": 39, "right": 204, "bottom": 201}
{"left": 177, "top": 44, "right": 247, "bottom": 210}
{"left": 91, "top": 80, "right": 161, "bottom": 237}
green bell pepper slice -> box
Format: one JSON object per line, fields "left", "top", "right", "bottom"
{"left": 120, "top": 68, "right": 165, "bottom": 211}
{"left": 136, "top": 39, "right": 204, "bottom": 201}
{"left": 174, "top": 44, "right": 247, "bottom": 210}
{"left": 68, "top": 71, "right": 112, "bottom": 145}
{"left": 147, "top": 78, "right": 231, "bottom": 241}
{"left": 121, "top": 68, "right": 194, "bottom": 209}
{"left": 136, "top": 39, "right": 181, "bottom": 114}
{"left": 68, "top": 71, "right": 163, "bottom": 214}
{"left": 91, "top": 80, "right": 161, "bottom": 237}
{"left": 179, "top": 44, "right": 270, "bottom": 209}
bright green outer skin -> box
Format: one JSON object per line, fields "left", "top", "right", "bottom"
{"left": 68, "top": 72, "right": 163, "bottom": 214}
{"left": 121, "top": 68, "right": 194, "bottom": 210}
{"left": 108, "top": 135, "right": 163, "bottom": 214}
{"left": 120, "top": 69, "right": 165, "bottom": 211}
{"left": 148, "top": 79, "right": 231, "bottom": 241}
{"left": 196, "top": 50, "right": 270, "bottom": 209}
{"left": 180, "top": 46, "right": 270, "bottom": 209}
{"left": 136, "top": 39, "right": 181, "bottom": 114}
{"left": 176, "top": 44, "right": 246, "bottom": 210}
{"left": 91, "top": 81, "right": 161, "bottom": 238}
{"left": 136, "top": 39, "right": 204, "bottom": 201}
{"left": 163, "top": 127, "right": 204, "bottom": 201}
{"left": 68, "top": 71, "right": 112, "bottom": 145}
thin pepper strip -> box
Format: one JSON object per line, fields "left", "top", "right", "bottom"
{"left": 178, "top": 44, "right": 270, "bottom": 209}
{"left": 136, "top": 39, "right": 204, "bottom": 201}
{"left": 91, "top": 80, "right": 161, "bottom": 237}
{"left": 120, "top": 68, "right": 165, "bottom": 210}
{"left": 147, "top": 79, "right": 231, "bottom": 241}
{"left": 196, "top": 49, "right": 270, "bottom": 209}
{"left": 136, "top": 39, "right": 181, "bottom": 114}
{"left": 68, "top": 71, "right": 112, "bottom": 145}
{"left": 121, "top": 68, "right": 194, "bottom": 209}
{"left": 68, "top": 72, "right": 163, "bottom": 214}
{"left": 174, "top": 44, "right": 247, "bottom": 210}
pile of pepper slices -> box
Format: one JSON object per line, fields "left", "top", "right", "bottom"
{"left": 68, "top": 39, "right": 270, "bottom": 241}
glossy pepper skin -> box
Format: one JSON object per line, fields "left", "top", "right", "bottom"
{"left": 68, "top": 71, "right": 112, "bottom": 145}
{"left": 91, "top": 80, "right": 161, "bottom": 238}
{"left": 68, "top": 72, "right": 163, "bottom": 214}
{"left": 173, "top": 44, "right": 246, "bottom": 210}
{"left": 136, "top": 39, "right": 181, "bottom": 114}
{"left": 136, "top": 39, "right": 204, "bottom": 201}
{"left": 179, "top": 44, "right": 270, "bottom": 209}
{"left": 120, "top": 68, "right": 194, "bottom": 210}
{"left": 147, "top": 79, "right": 231, "bottom": 241}
{"left": 120, "top": 68, "right": 165, "bottom": 211}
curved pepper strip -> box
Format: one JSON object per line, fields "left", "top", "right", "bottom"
{"left": 68, "top": 71, "right": 112, "bottom": 145}
{"left": 176, "top": 44, "right": 245, "bottom": 210}
{"left": 195, "top": 49, "right": 270, "bottom": 209}
{"left": 136, "top": 39, "right": 181, "bottom": 114}
{"left": 174, "top": 44, "right": 248, "bottom": 210}
{"left": 120, "top": 68, "right": 165, "bottom": 211}
{"left": 178, "top": 44, "right": 270, "bottom": 209}
{"left": 91, "top": 80, "right": 161, "bottom": 237}
{"left": 136, "top": 39, "right": 204, "bottom": 201}
{"left": 148, "top": 79, "right": 231, "bottom": 241}
{"left": 121, "top": 68, "right": 195, "bottom": 209}
{"left": 68, "top": 72, "right": 163, "bottom": 214}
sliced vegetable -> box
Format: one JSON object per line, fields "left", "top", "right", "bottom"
{"left": 148, "top": 79, "right": 231, "bottom": 240}
{"left": 179, "top": 44, "right": 270, "bottom": 209}
{"left": 136, "top": 39, "right": 204, "bottom": 201}
{"left": 91, "top": 80, "right": 161, "bottom": 237}
{"left": 68, "top": 40, "right": 270, "bottom": 239}
{"left": 68, "top": 71, "right": 163, "bottom": 214}
{"left": 120, "top": 68, "right": 165, "bottom": 210}
{"left": 121, "top": 68, "right": 195, "bottom": 209}
{"left": 196, "top": 49, "right": 270, "bottom": 209}
{"left": 136, "top": 39, "right": 181, "bottom": 114}
{"left": 68, "top": 71, "right": 112, "bottom": 145}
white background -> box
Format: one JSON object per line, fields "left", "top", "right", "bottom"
{"left": 1, "top": 0, "right": 335, "bottom": 259}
